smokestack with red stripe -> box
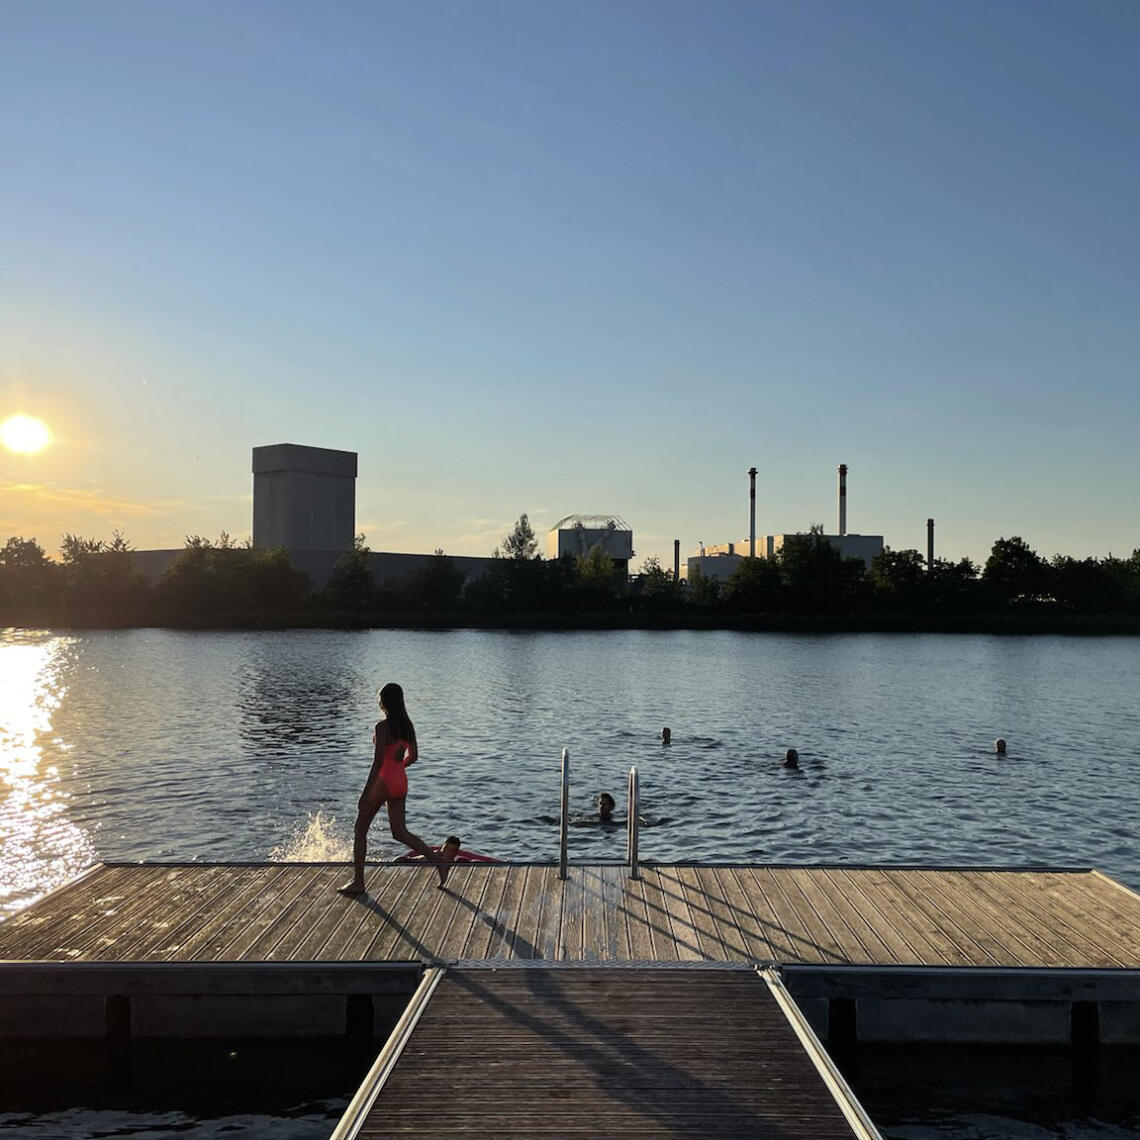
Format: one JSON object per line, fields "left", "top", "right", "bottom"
{"left": 837, "top": 464, "right": 848, "bottom": 537}
{"left": 748, "top": 466, "right": 757, "bottom": 557}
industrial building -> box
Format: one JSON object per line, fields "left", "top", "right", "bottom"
{"left": 251, "top": 443, "right": 357, "bottom": 553}
{"left": 685, "top": 464, "right": 884, "bottom": 582}
{"left": 547, "top": 515, "right": 634, "bottom": 574}
{"left": 131, "top": 444, "right": 496, "bottom": 590}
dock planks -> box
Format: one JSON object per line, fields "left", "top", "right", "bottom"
{"left": 352, "top": 968, "right": 865, "bottom": 1140}
{"left": 5, "top": 862, "right": 1140, "bottom": 971}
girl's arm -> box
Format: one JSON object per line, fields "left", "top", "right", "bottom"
{"left": 361, "top": 723, "right": 384, "bottom": 791}
{"left": 402, "top": 736, "right": 418, "bottom": 767}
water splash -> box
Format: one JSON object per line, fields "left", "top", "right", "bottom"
{"left": 269, "top": 812, "right": 352, "bottom": 862}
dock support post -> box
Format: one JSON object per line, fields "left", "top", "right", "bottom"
{"left": 1071, "top": 1000, "right": 1100, "bottom": 1094}
{"left": 346, "top": 993, "right": 375, "bottom": 1050}
{"left": 558, "top": 748, "right": 570, "bottom": 881}
{"left": 827, "top": 996, "right": 858, "bottom": 1075}
{"left": 105, "top": 994, "right": 132, "bottom": 1088}
{"left": 627, "top": 766, "right": 640, "bottom": 880}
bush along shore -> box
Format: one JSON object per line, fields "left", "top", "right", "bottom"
{"left": 3, "top": 521, "right": 1140, "bottom": 635}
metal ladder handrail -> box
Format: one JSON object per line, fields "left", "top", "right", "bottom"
{"left": 558, "top": 747, "right": 570, "bottom": 880}
{"left": 627, "top": 765, "right": 640, "bottom": 880}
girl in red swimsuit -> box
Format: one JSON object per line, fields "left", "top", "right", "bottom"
{"left": 338, "top": 682, "right": 454, "bottom": 894}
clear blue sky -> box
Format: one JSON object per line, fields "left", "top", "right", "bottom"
{"left": 3, "top": 0, "right": 1138, "bottom": 568}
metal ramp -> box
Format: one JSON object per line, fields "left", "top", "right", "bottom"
{"left": 333, "top": 965, "right": 880, "bottom": 1139}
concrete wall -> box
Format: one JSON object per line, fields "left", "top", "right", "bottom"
{"left": 130, "top": 549, "right": 182, "bottom": 581}
{"left": 128, "top": 548, "right": 498, "bottom": 593}
{"left": 698, "top": 533, "right": 884, "bottom": 570}
{"left": 685, "top": 552, "right": 745, "bottom": 583}
{"left": 367, "top": 551, "right": 496, "bottom": 590}
{"left": 252, "top": 444, "right": 357, "bottom": 552}
{"left": 0, "top": 962, "right": 422, "bottom": 1040}
{"left": 256, "top": 549, "right": 497, "bottom": 592}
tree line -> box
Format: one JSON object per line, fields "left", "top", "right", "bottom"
{"left": 2, "top": 516, "right": 1139, "bottom": 630}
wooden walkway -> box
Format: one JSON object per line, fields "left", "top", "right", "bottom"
{"left": 338, "top": 967, "right": 875, "bottom": 1140}
{"left": 5, "top": 862, "right": 1140, "bottom": 969}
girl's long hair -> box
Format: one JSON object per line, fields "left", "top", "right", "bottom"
{"left": 379, "top": 682, "right": 415, "bottom": 743}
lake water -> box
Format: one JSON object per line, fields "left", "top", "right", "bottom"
{"left": 3, "top": 627, "right": 1140, "bottom": 1139}
{"left": 3, "top": 626, "right": 1140, "bottom": 917}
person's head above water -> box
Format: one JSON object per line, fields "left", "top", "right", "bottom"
{"left": 597, "top": 793, "right": 616, "bottom": 820}
{"left": 995, "top": 737, "right": 1007, "bottom": 755}
{"left": 378, "top": 682, "right": 415, "bottom": 740}
{"left": 661, "top": 727, "right": 671, "bottom": 745}
{"left": 782, "top": 748, "right": 799, "bottom": 768}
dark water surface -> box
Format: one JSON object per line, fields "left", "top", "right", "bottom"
{"left": 4, "top": 627, "right": 1140, "bottom": 917}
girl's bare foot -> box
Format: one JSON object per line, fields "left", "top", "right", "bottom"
{"left": 437, "top": 836, "right": 461, "bottom": 889}
{"left": 338, "top": 880, "right": 365, "bottom": 896}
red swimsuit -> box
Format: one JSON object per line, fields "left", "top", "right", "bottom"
{"left": 377, "top": 736, "right": 410, "bottom": 799}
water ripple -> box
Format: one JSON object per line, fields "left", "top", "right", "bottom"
{"left": 3, "top": 628, "right": 1140, "bottom": 919}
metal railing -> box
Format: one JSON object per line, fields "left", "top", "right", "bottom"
{"left": 626, "top": 765, "right": 640, "bottom": 880}
{"left": 558, "top": 748, "right": 570, "bottom": 880}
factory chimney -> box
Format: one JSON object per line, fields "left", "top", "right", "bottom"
{"left": 837, "top": 464, "right": 848, "bottom": 537}
{"left": 673, "top": 539, "right": 680, "bottom": 583}
{"left": 748, "top": 466, "right": 757, "bottom": 557}
{"left": 927, "top": 518, "right": 935, "bottom": 571}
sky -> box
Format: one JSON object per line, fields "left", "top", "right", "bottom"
{"left": 2, "top": 0, "right": 1138, "bottom": 570}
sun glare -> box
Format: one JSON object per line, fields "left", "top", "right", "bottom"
{"left": 0, "top": 415, "right": 52, "bottom": 455}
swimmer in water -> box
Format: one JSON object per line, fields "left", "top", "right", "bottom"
{"left": 661, "top": 727, "right": 671, "bottom": 745}
{"left": 995, "top": 738, "right": 1007, "bottom": 755}
{"left": 782, "top": 748, "right": 799, "bottom": 769}
{"left": 568, "top": 793, "right": 619, "bottom": 827}
{"left": 338, "top": 682, "right": 457, "bottom": 895}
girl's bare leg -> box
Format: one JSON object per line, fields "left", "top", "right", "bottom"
{"left": 387, "top": 798, "right": 456, "bottom": 888}
{"left": 339, "top": 787, "right": 386, "bottom": 895}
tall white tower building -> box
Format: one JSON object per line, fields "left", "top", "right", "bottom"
{"left": 251, "top": 443, "right": 357, "bottom": 551}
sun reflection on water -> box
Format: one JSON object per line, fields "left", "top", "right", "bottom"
{"left": 0, "top": 632, "right": 96, "bottom": 918}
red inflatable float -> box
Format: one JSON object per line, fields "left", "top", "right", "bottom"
{"left": 395, "top": 844, "right": 502, "bottom": 864}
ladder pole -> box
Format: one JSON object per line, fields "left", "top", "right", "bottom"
{"left": 627, "top": 765, "right": 640, "bottom": 880}
{"left": 558, "top": 748, "right": 570, "bottom": 880}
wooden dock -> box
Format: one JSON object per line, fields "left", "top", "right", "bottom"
{"left": 8, "top": 861, "right": 1140, "bottom": 1138}
{"left": 4, "top": 862, "right": 1140, "bottom": 969}
{"left": 334, "top": 966, "right": 877, "bottom": 1140}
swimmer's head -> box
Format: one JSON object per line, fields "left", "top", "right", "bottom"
{"left": 782, "top": 748, "right": 799, "bottom": 768}
{"left": 995, "top": 738, "right": 1007, "bottom": 755}
{"left": 597, "top": 793, "right": 615, "bottom": 819}
{"left": 661, "top": 727, "right": 671, "bottom": 744}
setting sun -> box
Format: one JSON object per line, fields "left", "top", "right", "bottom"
{"left": 0, "top": 415, "right": 52, "bottom": 455}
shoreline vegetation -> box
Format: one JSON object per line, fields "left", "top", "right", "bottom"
{"left": 3, "top": 517, "right": 1140, "bottom": 636}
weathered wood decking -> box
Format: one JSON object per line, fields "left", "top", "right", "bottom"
{"left": 5, "top": 862, "right": 1140, "bottom": 969}
{"left": 342, "top": 967, "right": 875, "bottom": 1140}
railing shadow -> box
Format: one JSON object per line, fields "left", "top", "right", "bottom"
{"left": 445, "top": 966, "right": 808, "bottom": 1140}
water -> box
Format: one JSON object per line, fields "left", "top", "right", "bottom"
{"left": 3, "top": 627, "right": 1140, "bottom": 1138}
{"left": 0, "top": 1107, "right": 341, "bottom": 1139}
{"left": 854, "top": 1044, "right": 1140, "bottom": 1138}
{"left": 3, "top": 627, "right": 1140, "bottom": 917}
